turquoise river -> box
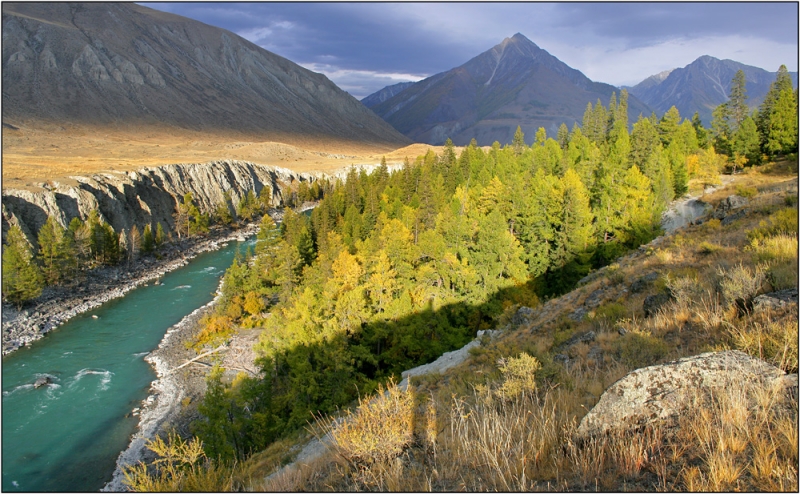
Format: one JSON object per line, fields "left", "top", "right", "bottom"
{"left": 2, "top": 237, "right": 254, "bottom": 492}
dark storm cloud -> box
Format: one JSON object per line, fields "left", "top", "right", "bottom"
{"left": 140, "top": 2, "right": 459, "bottom": 74}
{"left": 551, "top": 2, "right": 798, "bottom": 48}
{"left": 139, "top": 2, "right": 798, "bottom": 98}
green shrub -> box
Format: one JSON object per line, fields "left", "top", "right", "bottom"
{"left": 595, "top": 302, "right": 627, "bottom": 322}
{"left": 697, "top": 241, "right": 722, "bottom": 255}
{"left": 735, "top": 184, "right": 758, "bottom": 198}
{"left": 747, "top": 207, "right": 798, "bottom": 242}
{"left": 614, "top": 331, "right": 668, "bottom": 369}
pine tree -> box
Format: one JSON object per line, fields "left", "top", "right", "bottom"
{"left": 3, "top": 225, "right": 44, "bottom": 306}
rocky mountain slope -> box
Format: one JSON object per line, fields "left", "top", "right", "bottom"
{"left": 361, "top": 81, "right": 415, "bottom": 108}
{"left": 1, "top": 160, "right": 313, "bottom": 247}
{"left": 368, "top": 33, "right": 651, "bottom": 146}
{"left": 1, "top": 2, "right": 409, "bottom": 147}
{"left": 628, "top": 56, "right": 798, "bottom": 125}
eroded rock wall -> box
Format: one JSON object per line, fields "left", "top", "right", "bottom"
{"left": 1, "top": 160, "right": 315, "bottom": 246}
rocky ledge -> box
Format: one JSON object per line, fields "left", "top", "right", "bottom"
{"left": 1, "top": 221, "right": 262, "bottom": 356}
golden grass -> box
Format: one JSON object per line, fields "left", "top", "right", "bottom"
{"left": 1, "top": 123, "right": 462, "bottom": 190}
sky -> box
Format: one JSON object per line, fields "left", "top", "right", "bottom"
{"left": 141, "top": 2, "right": 799, "bottom": 100}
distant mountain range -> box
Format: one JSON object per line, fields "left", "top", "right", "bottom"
{"left": 627, "top": 56, "right": 798, "bottom": 126}
{"left": 1, "top": 2, "right": 409, "bottom": 146}
{"left": 364, "top": 33, "right": 651, "bottom": 146}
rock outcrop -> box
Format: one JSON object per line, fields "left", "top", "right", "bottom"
{"left": 577, "top": 350, "right": 796, "bottom": 438}
{"left": 2, "top": 160, "right": 314, "bottom": 247}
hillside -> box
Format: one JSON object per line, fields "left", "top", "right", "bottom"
{"left": 1, "top": 2, "right": 410, "bottom": 188}
{"left": 251, "top": 160, "right": 800, "bottom": 491}
{"left": 629, "top": 56, "right": 798, "bottom": 125}
{"left": 368, "top": 33, "right": 651, "bottom": 146}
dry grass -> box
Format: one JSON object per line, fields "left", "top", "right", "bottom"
{"left": 1, "top": 123, "right": 454, "bottom": 190}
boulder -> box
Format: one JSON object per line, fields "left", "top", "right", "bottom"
{"left": 643, "top": 293, "right": 671, "bottom": 317}
{"left": 753, "top": 288, "right": 799, "bottom": 312}
{"left": 560, "top": 330, "right": 596, "bottom": 349}
{"left": 713, "top": 194, "right": 749, "bottom": 219}
{"left": 576, "top": 350, "right": 794, "bottom": 439}
{"left": 568, "top": 306, "right": 589, "bottom": 322}
{"left": 511, "top": 306, "right": 536, "bottom": 327}
{"left": 584, "top": 288, "right": 605, "bottom": 308}
{"left": 630, "top": 272, "right": 659, "bottom": 294}
{"left": 720, "top": 209, "right": 747, "bottom": 226}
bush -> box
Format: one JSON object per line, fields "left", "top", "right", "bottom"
{"left": 735, "top": 185, "right": 758, "bottom": 198}
{"left": 698, "top": 241, "right": 722, "bottom": 255}
{"left": 717, "top": 263, "right": 767, "bottom": 310}
{"left": 595, "top": 302, "right": 627, "bottom": 322}
{"left": 729, "top": 316, "right": 799, "bottom": 373}
{"left": 615, "top": 331, "right": 668, "bottom": 369}
{"left": 747, "top": 207, "right": 798, "bottom": 242}
{"left": 750, "top": 234, "right": 798, "bottom": 263}
{"left": 327, "top": 379, "right": 414, "bottom": 464}
{"left": 665, "top": 272, "right": 705, "bottom": 308}
{"left": 497, "top": 353, "right": 541, "bottom": 399}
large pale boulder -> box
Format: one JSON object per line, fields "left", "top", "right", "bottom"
{"left": 577, "top": 350, "right": 796, "bottom": 438}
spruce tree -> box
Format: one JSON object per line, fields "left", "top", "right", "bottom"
{"left": 141, "top": 224, "right": 155, "bottom": 254}
{"left": 3, "top": 225, "right": 44, "bottom": 306}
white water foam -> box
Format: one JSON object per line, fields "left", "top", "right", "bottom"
{"left": 3, "top": 384, "right": 35, "bottom": 396}
{"left": 173, "top": 285, "right": 192, "bottom": 290}
{"left": 70, "top": 369, "right": 113, "bottom": 390}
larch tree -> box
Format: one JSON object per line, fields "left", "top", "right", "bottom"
{"left": 3, "top": 225, "right": 44, "bottom": 306}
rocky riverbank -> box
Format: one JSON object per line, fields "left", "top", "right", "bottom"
{"left": 103, "top": 283, "right": 223, "bottom": 491}
{"left": 1, "top": 220, "right": 264, "bottom": 356}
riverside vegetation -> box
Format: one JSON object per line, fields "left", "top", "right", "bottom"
{"left": 3, "top": 69, "right": 795, "bottom": 490}
{"left": 119, "top": 71, "right": 797, "bottom": 492}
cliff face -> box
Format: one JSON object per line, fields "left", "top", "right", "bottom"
{"left": 1, "top": 160, "right": 314, "bottom": 247}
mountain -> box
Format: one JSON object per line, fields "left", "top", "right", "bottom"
{"left": 628, "top": 56, "right": 798, "bottom": 126}
{"left": 368, "top": 33, "right": 651, "bottom": 146}
{"left": 361, "top": 81, "right": 415, "bottom": 108}
{"left": 1, "top": 2, "right": 410, "bottom": 146}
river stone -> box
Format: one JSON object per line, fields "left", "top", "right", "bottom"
{"left": 576, "top": 350, "right": 792, "bottom": 439}
{"left": 34, "top": 376, "right": 52, "bottom": 388}
{"left": 753, "top": 288, "right": 798, "bottom": 312}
